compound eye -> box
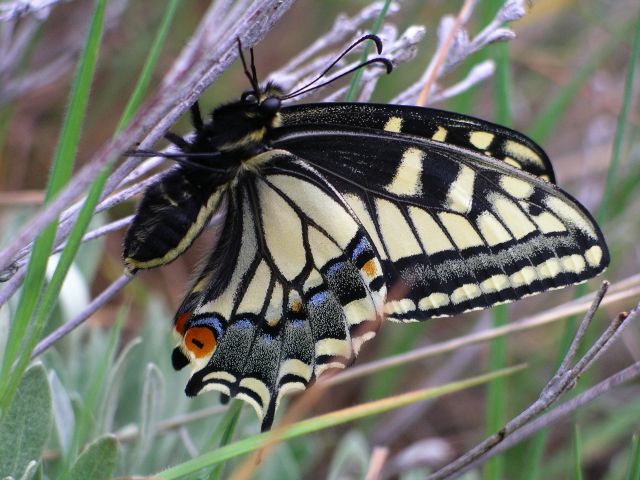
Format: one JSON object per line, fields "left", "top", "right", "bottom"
{"left": 184, "top": 326, "right": 217, "bottom": 359}
{"left": 241, "top": 90, "right": 258, "bottom": 104}
{"left": 260, "top": 96, "right": 281, "bottom": 114}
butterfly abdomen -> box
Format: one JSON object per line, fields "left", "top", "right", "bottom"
{"left": 123, "top": 168, "right": 225, "bottom": 273}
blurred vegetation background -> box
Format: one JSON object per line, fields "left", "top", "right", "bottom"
{"left": 0, "top": 0, "right": 639, "bottom": 478}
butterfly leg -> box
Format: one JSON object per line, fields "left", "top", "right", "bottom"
{"left": 191, "top": 100, "right": 204, "bottom": 130}
{"left": 164, "top": 131, "right": 190, "bottom": 150}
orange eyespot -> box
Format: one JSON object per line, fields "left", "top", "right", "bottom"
{"left": 175, "top": 311, "right": 191, "bottom": 335}
{"left": 184, "top": 326, "right": 217, "bottom": 358}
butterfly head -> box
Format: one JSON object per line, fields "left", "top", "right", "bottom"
{"left": 237, "top": 81, "right": 284, "bottom": 127}
{"left": 200, "top": 85, "right": 283, "bottom": 159}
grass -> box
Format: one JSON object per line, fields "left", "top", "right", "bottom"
{"left": 0, "top": 1, "right": 639, "bottom": 478}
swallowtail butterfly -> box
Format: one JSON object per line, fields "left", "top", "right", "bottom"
{"left": 123, "top": 36, "right": 609, "bottom": 431}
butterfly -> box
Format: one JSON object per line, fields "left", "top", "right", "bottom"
{"left": 123, "top": 35, "right": 609, "bottom": 431}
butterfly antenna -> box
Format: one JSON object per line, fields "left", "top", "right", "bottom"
{"left": 282, "top": 57, "right": 392, "bottom": 100}
{"left": 282, "top": 34, "right": 390, "bottom": 100}
{"left": 237, "top": 38, "right": 260, "bottom": 94}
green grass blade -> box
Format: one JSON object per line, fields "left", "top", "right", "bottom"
{"left": 0, "top": 0, "right": 108, "bottom": 411}
{"left": 208, "top": 400, "right": 244, "bottom": 480}
{"left": 160, "top": 365, "right": 525, "bottom": 479}
{"left": 485, "top": 304, "right": 508, "bottom": 479}
{"left": 484, "top": 2, "right": 512, "bottom": 476}
{"left": 625, "top": 434, "right": 640, "bottom": 480}
{"left": 344, "top": 0, "right": 392, "bottom": 101}
{"left": 597, "top": 9, "right": 640, "bottom": 223}
{"left": 573, "top": 424, "right": 584, "bottom": 480}
{"left": 523, "top": 433, "right": 546, "bottom": 480}
{"left": 528, "top": 18, "right": 635, "bottom": 144}
{"left": 0, "top": 0, "right": 180, "bottom": 413}
{"left": 117, "top": 0, "right": 179, "bottom": 130}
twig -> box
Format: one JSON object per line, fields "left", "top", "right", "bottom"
{"left": 556, "top": 281, "right": 608, "bottom": 373}
{"left": 469, "top": 359, "right": 640, "bottom": 466}
{"left": 328, "top": 280, "right": 639, "bottom": 387}
{"left": 0, "top": 0, "right": 73, "bottom": 22}
{"left": 365, "top": 446, "right": 390, "bottom": 480}
{"left": 416, "top": 0, "right": 477, "bottom": 106}
{"left": 426, "top": 284, "right": 636, "bottom": 480}
{"left": 0, "top": 0, "right": 295, "bottom": 276}
{"left": 31, "top": 274, "right": 133, "bottom": 358}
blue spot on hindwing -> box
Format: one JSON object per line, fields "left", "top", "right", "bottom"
{"left": 233, "top": 319, "right": 254, "bottom": 329}
{"left": 310, "top": 291, "right": 328, "bottom": 306}
{"left": 190, "top": 315, "right": 225, "bottom": 337}
{"left": 326, "top": 261, "right": 345, "bottom": 277}
{"left": 352, "top": 236, "right": 370, "bottom": 260}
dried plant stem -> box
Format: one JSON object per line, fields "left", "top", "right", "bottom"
{"left": 427, "top": 284, "right": 638, "bottom": 480}
{"left": 473, "top": 359, "right": 640, "bottom": 463}
{"left": 365, "top": 446, "right": 390, "bottom": 480}
{"left": 0, "top": 0, "right": 73, "bottom": 22}
{"left": 31, "top": 274, "right": 133, "bottom": 358}
{"left": 329, "top": 279, "right": 640, "bottom": 387}
{"left": 0, "top": 0, "right": 295, "bottom": 276}
{"left": 416, "top": 0, "right": 476, "bottom": 106}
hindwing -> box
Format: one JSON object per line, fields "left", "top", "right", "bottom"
{"left": 171, "top": 152, "right": 386, "bottom": 431}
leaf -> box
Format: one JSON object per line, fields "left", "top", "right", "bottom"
{"left": 131, "top": 363, "right": 165, "bottom": 470}
{"left": 17, "top": 460, "right": 39, "bottom": 480}
{"left": 327, "top": 431, "right": 370, "bottom": 480}
{"left": 49, "top": 370, "right": 75, "bottom": 456}
{"left": 97, "top": 337, "right": 142, "bottom": 434}
{"left": 62, "top": 435, "right": 117, "bottom": 480}
{"left": 0, "top": 364, "right": 52, "bottom": 478}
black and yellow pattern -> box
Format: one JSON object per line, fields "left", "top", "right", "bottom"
{"left": 123, "top": 43, "right": 608, "bottom": 431}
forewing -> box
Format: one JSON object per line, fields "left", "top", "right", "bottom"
{"left": 273, "top": 129, "right": 609, "bottom": 321}
{"left": 277, "top": 103, "right": 556, "bottom": 182}
{"left": 172, "top": 153, "right": 386, "bottom": 431}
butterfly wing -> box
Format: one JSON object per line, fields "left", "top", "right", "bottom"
{"left": 277, "top": 103, "right": 556, "bottom": 182}
{"left": 172, "top": 151, "right": 386, "bottom": 431}
{"left": 272, "top": 105, "right": 609, "bottom": 321}
{"left": 163, "top": 103, "right": 608, "bottom": 431}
